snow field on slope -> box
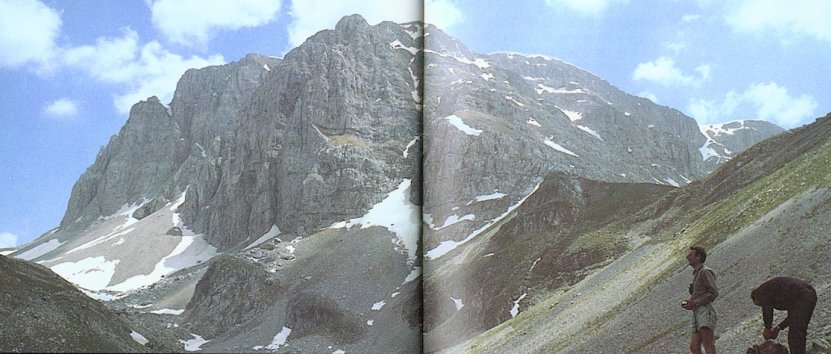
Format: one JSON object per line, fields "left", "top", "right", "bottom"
{"left": 445, "top": 115, "right": 483, "bottom": 136}
{"left": 328, "top": 179, "right": 420, "bottom": 265}
{"left": 46, "top": 189, "right": 217, "bottom": 293}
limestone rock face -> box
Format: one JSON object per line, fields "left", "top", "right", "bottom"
{"left": 421, "top": 25, "right": 781, "bottom": 249}
{"left": 61, "top": 16, "right": 422, "bottom": 251}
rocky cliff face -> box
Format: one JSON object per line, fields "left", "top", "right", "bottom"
{"left": 59, "top": 15, "right": 422, "bottom": 252}
{"left": 420, "top": 25, "right": 781, "bottom": 252}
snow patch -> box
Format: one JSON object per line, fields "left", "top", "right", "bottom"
{"left": 527, "top": 118, "right": 542, "bottom": 127}
{"left": 195, "top": 143, "right": 207, "bottom": 158}
{"left": 664, "top": 178, "right": 680, "bottom": 187}
{"left": 150, "top": 308, "right": 185, "bottom": 315}
{"left": 467, "top": 192, "right": 507, "bottom": 205}
{"left": 403, "top": 136, "right": 419, "bottom": 158}
{"left": 544, "top": 139, "right": 579, "bottom": 157}
{"left": 254, "top": 327, "right": 291, "bottom": 351}
{"left": 558, "top": 107, "right": 583, "bottom": 122}
{"left": 699, "top": 141, "right": 721, "bottom": 161}
{"left": 328, "top": 180, "right": 419, "bottom": 265}
{"left": 505, "top": 96, "right": 525, "bottom": 107}
{"left": 67, "top": 227, "right": 135, "bottom": 255}
{"left": 51, "top": 256, "right": 119, "bottom": 291}
{"left": 480, "top": 72, "right": 494, "bottom": 81}
{"left": 106, "top": 234, "right": 216, "bottom": 292}
{"left": 401, "top": 23, "right": 422, "bottom": 39}
{"left": 700, "top": 120, "right": 749, "bottom": 136}
{"left": 245, "top": 225, "right": 281, "bottom": 250}
{"left": 432, "top": 214, "right": 475, "bottom": 230}
{"left": 451, "top": 297, "right": 464, "bottom": 311}
{"left": 510, "top": 293, "right": 528, "bottom": 318}
{"left": 389, "top": 40, "right": 418, "bottom": 55}
{"left": 454, "top": 56, "right": 491, "bottom": 69}
{"left": 371, "top": 301, "right": 386, "bottom": 311}
{"left": 181, "top": 333, "right": 210, "bottom": 352}
{"left": 15, "top": 239, "right": 63, "bottom": 261}
{"left": 529, "top": 257, "right": 542, "bottom": 273}
{"left": 128, "top": 304, "right": 152, "bottom": 309}
{"left": 535, "top": 84, "right": 556, "bottom": 95}
{"left": 403, "top": 267, "right": 421, "bottom": 284}
{"left": 445, "top": 115, "right": 482, "bottom": 136}
{"left": 577, "top": 125, "right": 604, "bottom": 141}
{"left": 130, "top": 331, "right": 149, "bottom": 346}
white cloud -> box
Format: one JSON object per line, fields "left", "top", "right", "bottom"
{"left": 425, "top": 0, "right": 464, "bottom": 30}
{"left": 727, "top": 0, "right": 831, "bottom": 44}
{"left": 743, "top": 82, "right": 817, "bottom": 127}
{"left": 638, "top": 91, "right": 659, "bottom": 103}
{"left": 44, "top": 98, "right": 79, "bottom": 117}
{"left": 687, "top": 82, "right": 817, "bottom": 128}
{"left": 543, "top": 0, "right": 627, "bottom": 15}
{"left": 632, "top": 56, "right": 709, "bottom": 87}
{"left": 0, "top": 0, "right": 61, "bottom": 68}
{"left": 149, "top": 0, "right": 282, "bottom": 46}
{"left": 0, "top": 232, "right": 17, "bottom": 248}
{"left": 286, "top": 0, "right": 425, "bottom": 48}
{"left": 62, "top": 29, "right": 225, "bottom": 114}
{"left": 1, "top": 2, "right": 225, "bottom": 115}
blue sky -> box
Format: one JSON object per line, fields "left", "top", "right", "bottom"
{"left": 1, "top": 0, "right": 829, "bottom": 248}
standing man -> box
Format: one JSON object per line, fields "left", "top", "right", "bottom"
{"left": 751, "top": 277, "right": 817, "bottom": 354}
{"left": 683, "top": 246, "right": 718, "bottom": 354}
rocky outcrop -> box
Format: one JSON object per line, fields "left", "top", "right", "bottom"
{"left": 0, "top": 255, "right": 149, "bottom": 352}
{"left": 60, "top": 54, "right": 280, "bottom": 240}
{"left": 181, "top": 226, "right": 421, "bottom": 353}
{"left": 184, "top": 255, "right": 285, "bottom": 338}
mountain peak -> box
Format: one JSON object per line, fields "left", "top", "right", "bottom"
{"left": 335, "top": 14, "right": 370, "bottom": 33}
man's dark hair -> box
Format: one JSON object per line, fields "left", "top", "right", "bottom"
{"left": 690, "top": 246, "right": 707, "bottom": 263}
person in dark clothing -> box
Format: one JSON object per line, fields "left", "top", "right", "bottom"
{"left": 751, "top": 277, "right": 817, "bottom": 354}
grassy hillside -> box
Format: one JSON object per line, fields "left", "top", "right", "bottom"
{"left": 446, "top": 113, "right": 831, "bottom": 353}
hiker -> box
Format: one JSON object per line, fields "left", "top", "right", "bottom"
{"left": 751, "top": 276, "right": 817, "bottom": 354}
{"left": 682, "top": 246, "right": 719, "bottom": 354}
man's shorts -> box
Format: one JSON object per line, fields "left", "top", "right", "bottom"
{"left": 692, "top": 303, "right": 717, "bottom": 333}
